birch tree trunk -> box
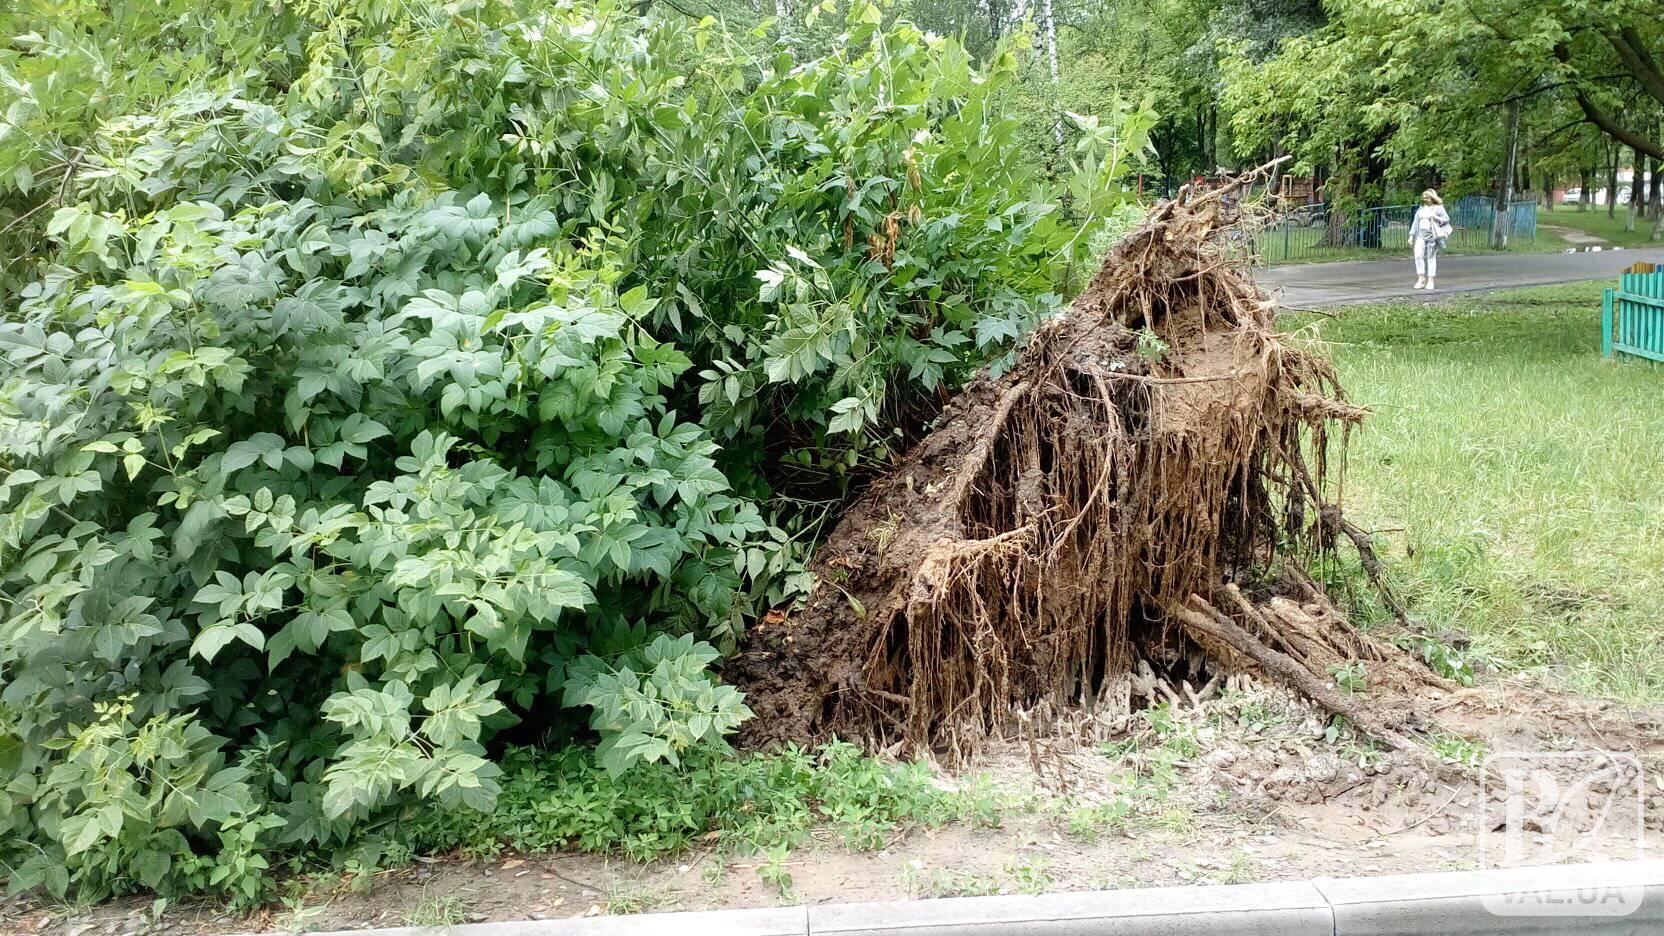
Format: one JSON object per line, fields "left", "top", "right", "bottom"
{"left": 1627, "top": 145, "right": 1641, "bottom": 232}
{"left": 1652, "top": 155, "right": 1664, "bottom": 240}
{"left": 1267, "top": 136, "right": 1287, "bottom": 201}
{"left": 1492, "top": 101, "right": 1520, "bottom": 249}
{"left": 1042, "top": 0, "right": 1063, "bottom": 160}
{"left": 1608, "top": 142, "right": 1620, "bottom": 218}
{"left": 775, "top": 0, "right": 794, "bottom": 49}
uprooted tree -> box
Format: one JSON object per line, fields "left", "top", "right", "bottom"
{"left": 733, "top": 181, "right": 1452, "bottom": 760}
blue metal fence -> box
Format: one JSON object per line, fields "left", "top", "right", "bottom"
{"left": 1451, "top": 196, "right": 1538, "bottom": 241}
{"left": 1260, "top": 199, "right": 1538, "bottom": 263}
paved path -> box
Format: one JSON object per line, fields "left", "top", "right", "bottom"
{"left": 1254, "top": 246, "right": 1664, "bottom": 309}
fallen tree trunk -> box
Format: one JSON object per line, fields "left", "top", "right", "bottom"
{"left": 731, "top": 177, "right": 1446, "bottom": 760}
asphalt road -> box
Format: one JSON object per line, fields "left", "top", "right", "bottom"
{"left": 1253, "top": 246, "right": 1664, "bottom": 309}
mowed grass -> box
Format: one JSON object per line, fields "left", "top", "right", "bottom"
{"left": 1286, "top": 281, "right": 1664, "bottom": 702}
{"left": 1537, "top": 206, "right": 1664, "bottom": 250}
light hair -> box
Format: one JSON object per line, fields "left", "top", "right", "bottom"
{"left": 1421, "top": 188, "right": 1443, "bottom": 205}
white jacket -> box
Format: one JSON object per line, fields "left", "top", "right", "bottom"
{"left": 1411, "top": 205, "right": 1451, "bottom": 243}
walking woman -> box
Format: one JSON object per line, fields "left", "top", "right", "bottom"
{"left": 1409, "top": 189, "right": 1451, "bottom": 290}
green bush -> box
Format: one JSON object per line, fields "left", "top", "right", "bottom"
{"left": 0, "top": 0, "right": 1146, "bottom": 903}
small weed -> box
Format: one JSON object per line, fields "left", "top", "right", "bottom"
{"left": 1340, "top": 739, "right": 1388, "bottom": 769}
{"left": 757, "top": 844, "right": 795, "bottom": 901}
{"left": 1427, "top": 732, "right": 1485, "bottom": 767}
{"left": 274, "top": 895, "right": 327, "bottom": 934}
{"left": 700, "top": 861, "right": 728, "bottom": 888}
{"left": 1213, "top": 850, "right": 1256, "bottom": 885}
{"left": 604, "top": 882, "right": 665, "bottom": 915}
{"left": 1222, "top": 695, "right": 1288, "bottom": 733}
{"left": 930, "top": 869, "right": 1003, "bottom": 898}
{"left": 406, "top": 894, "right": 469, "bottom": 927}
{"left": 1140, "top": 703, "right": 1201, "bottom": 757}
{"left": 1092, "top": 704, "right": 1217, "bottom": 834}
{"left": 1063, "top": 799, "right": 1131, "bottom": 843}
{"left": 1092, "top": 871, "right": 1144, "bottom": 890}
{"left": 901, "top": 859, "right": 1003, "bottom": 898}
{"left": 1396, "top": 632, "right": 1496, "bottom": 685}
{"left": 955, "top": 775, "right": 1006, "bottom": 829}
{"left": 898, "top": 858, "right": 926, "bottom": 897}
{"left": 1146, "top": 806, "right": 1197, "bottom": 837}
{"left": 1098, "top": 736, "right": 1139, "bottom": 759}
{"left": 1004, "top": 854, "right": 1053, "bottom": 895}
{"left": 1543, "top": 731, "right": 1584, "bottom": 752}
{"left": 1179, "top": 848, "right": 1259, "bottom": 884}
{"left": 1098, "top": 703, "right": 1200, "bottom": 799}
{"left": 1134, "top": 327, "right": 1171, "bottom": 363}
{"left": 1318, "top": 716, "right": 1388, "bottom": 767}
{"left": 1327, "top": 662, "right": 1369, "bottom": 695}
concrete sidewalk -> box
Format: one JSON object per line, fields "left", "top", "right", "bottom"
{"left": 284, "top": 860, "right": 1664, "bottom": 936}
{"left": 1254, "top": 247, "right": 1664, "bottom": 309}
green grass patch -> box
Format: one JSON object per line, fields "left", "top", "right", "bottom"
{"left": 1537, "top": 207, "right": 1664, "bottom": 249}
{"left": 1287, "top": 281, "right": 1664, "bottom": 702}
{"left": 405, "top": 742, "right": 982, "bottom": 863}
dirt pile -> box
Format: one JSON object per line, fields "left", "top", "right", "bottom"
{"left": 732, "top": 173, "right": 1449, "bottom": 760}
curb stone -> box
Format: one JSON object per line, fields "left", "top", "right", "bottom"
{"left": 262, "top": 906, "right": 810, "bottom": 936}
{"left": 1313, "top": 860, "right": 1664, "bottom": 935}
{"left": 807, "top": 880, "right": 1331, "bottom": 935}
{"left": 269, "top": 860, "right": 1664, "bottom": 936}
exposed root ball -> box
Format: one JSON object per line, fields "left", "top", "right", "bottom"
{"left": 731, "top": 182, "right": 1447, "bottom": 759}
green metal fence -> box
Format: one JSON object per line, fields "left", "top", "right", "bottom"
{"left": 1260, "top": 199, "right": 1537, "bottom": 263}
{"left": 1603, "top": 267, "right": 1664, "bottom": 363}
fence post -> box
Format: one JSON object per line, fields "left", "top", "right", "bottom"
{"left": 1282, "top": 217, "right": 1290, "bottom": 262}
{"left": 1602, "top": 288, "right": 1614, "bottom": 358}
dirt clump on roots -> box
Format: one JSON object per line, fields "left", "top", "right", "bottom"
{"left": 731, "top": 173, "right": 1453, "bottom": 761}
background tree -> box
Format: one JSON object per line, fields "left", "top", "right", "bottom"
{"left": 1224, "top": 0, "right": 1664, "bottom": 238}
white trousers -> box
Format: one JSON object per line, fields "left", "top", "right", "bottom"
{"left": 1413, "top": 238, "right": 1439, "bottom": 277}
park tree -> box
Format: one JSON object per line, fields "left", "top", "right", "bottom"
{"left": 1229, "top": 0, "right": 1664, "bottom": 238}
{"left": 995, "top": 0, "right": 1322, "bottom": 193}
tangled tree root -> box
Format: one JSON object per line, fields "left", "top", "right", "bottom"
{"left": 731, "top": 173, "right": 1451, "bottom": 760}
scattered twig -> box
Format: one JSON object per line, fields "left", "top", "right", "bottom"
{"left": 1382, "top": 788, "right": 1463, "bottom": 836}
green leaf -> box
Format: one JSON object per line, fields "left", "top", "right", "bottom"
{"left": 340, "top": 414, "right": 390, "bottom": 444}
{"left": 223, "top": 433, "right": 286, "bottom": 473}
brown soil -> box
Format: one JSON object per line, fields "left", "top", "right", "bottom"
{"left": 10, "top": 678, "right": 1660, "bottom": 936}
{"left": 732, "top": 175, "right": 1446, "bottom": 762}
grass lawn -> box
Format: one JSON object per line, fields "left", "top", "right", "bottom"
{"left": 1536, "top": 206, "right": 1664, "bottom": 249}
{"left": 1288, "top": 281, "right": 1664, "bottom": 702}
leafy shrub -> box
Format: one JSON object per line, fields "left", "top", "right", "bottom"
{"left": 0, "top": 0, "right": 1144, "bottom": 903}
{"left": 1, "top": 183, "right": 762, "bottom": 900}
